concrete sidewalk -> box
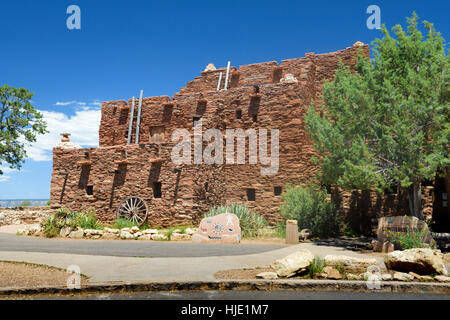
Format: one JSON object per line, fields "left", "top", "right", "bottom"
{"left": 0, "top": 243, "right": 385, "bottom": 284}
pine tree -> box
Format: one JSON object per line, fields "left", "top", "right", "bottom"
{"left": 305, "top": 13, "right": 449, "bottom": 219}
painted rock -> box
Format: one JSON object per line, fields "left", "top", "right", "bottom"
{"left": 192, "top": 213, "right": 241, "bottom": 244}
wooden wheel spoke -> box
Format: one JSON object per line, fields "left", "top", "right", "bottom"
{"left": 117, "top": 196, "right": 149, "bottom": 227}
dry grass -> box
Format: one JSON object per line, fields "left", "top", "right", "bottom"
{"left": 0, "top": 261, "right": 89, "bottom": 289}
{"left": 214, "top": 267, "right": 275, "bottom": 280}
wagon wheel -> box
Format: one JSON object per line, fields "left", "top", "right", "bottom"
{"left": 116, "top": 196, "right": 149, "bottom": 226}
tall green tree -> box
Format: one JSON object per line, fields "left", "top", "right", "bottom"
{"left": 0, "top": 85, "right": 47, "bottom": 175}
{"left": 305, "top": 13, "right": 449, "bottom": 219}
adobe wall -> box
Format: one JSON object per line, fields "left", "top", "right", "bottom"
{"left": 98, "top": 44, "right": 369, "bottom": 148}
{"left": 50, "top": 43, "right": 444, "bottom": 229}
{"left": 51, "top": 81, "right": 319, "bottom": 226}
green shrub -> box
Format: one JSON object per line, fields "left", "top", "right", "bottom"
{"left": 20, "top": 201, "right": 31, "bottom": 207}
{"left": 69, "top": 210, "right": 103, "bottom": 230}
{"left": 40, "top": 208, "right": 103, "bottom": 238}
{"left": 205, "top": 203, "right": 267, "bottom": 238}
{"left": 276, "top": 222, "right": 286, "bottom": 238}
{"left": 111, "top": 218, "right": 139, "bottom": 230}
{"left": 386, "top": 227, "right": 433, "bottom": 250}
{"left": 342, "top": 223, "right": 361, "bottom": 237}
{"left": 309, "top": 256, "right": 325, "bottom": 277}
{"left": 165, "top": 228, "right": 176, "bottom": 240}
{"left": 40, "top": 215, "right": 65, "bottom": 238}
{"left": 46, "top": 200, "right": 51, "bottom": 206}
{"left": 279, "top": 184, "right": 340, "bottom": 238}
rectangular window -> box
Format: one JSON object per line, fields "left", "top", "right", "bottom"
{"left": 149, "top": 126, "right": 165, "bottom": 143}
{"left": 236, "top": 109, "right": 242, "bottom": 119}
{"left": 274, "top": 186, "right": 282, "bottom": 196}
{"left": 252, "top": 115, "right": 257, "bottom": 122}
{"left": 153, "top": 182, "right": 162, "bottom": 198}
{"left": 86, "top": 185, "right": 93, "bottom": 196}
{"left": 246, "top": 188, "right": 256, "bottom": 201}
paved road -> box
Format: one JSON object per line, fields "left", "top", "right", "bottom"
{"left": 0, "top": 233, "right": 286, "bottom": 257}
{"left": 20, "top": 290, "right": 450, "bottom": 300}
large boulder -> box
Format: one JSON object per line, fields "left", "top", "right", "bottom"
{"left": 59, "top": 226, "right": 72, "bottom": 237}
{"left": 270, "top": 249, "right": 314, "bottom": 277}
{"left": 384, "top": 248, "right": 448, "bottom": 275}
{"left": 375, "top": 216, "right": 434, "bottom": 250}
{"left": 68, "top": 228, "right": 84, "bottom": 239}
{"left": 192, "top": 213, "right": 241, "bottom": 244}
{"left": 324, "top": 255, "right": 381, "bottom": 274}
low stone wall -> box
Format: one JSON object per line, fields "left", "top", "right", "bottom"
{"left": 0, "top": 207, "right": 54, "bottom": 226}
{"left": 17, "top": 224, "right": 197, "bottom": 241}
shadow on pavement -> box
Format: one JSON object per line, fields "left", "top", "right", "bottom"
{"left": 310, "top": 237, "right": 373, "bottom": 252}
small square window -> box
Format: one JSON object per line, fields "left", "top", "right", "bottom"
{"left": 274, "top": 186, "right": 282, "bottom": 196}
{"left": 149, "top": 126, "right": 165, "bottom": 143}
{"left": 246, "top": 188, "right": 256, "bottom": 201}
{"left": 153, "top": 182, "right": 162, "bottom": 198}
{"left": 86, "top": 185, "right": 93, "bottom": 196}
{"left": 236, "top": 109, "right": 242, "bottom": 119}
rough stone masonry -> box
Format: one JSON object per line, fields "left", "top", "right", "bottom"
{"left": 49, "top": 42, "right": 449, "bottom": 229}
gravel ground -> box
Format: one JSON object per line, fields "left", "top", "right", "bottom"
{"left": 0, "top": 261, "right": 89, "bottom": 289}
{"left": 215, "top": 267, "right": 276, "bottom": 279}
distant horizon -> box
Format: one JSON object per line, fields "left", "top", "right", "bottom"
{"left": 0, "top": 199, "right": 50, "bottom": 201}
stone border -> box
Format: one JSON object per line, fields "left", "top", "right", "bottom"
{"left": 0, "top": 280, "right": 449, "bottom": 298}
{"left": 17, "top": 225, "right": 196, "bottom": 241}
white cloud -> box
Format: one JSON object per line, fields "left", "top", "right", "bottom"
{"left": 0, "top": 166, "right": 18, "bottom": 174}
{"left": 0, "top": 175, "right": 10, "bottom": 182}
{"left": 54, "top": 100, "right": 86, "bottom": 106}
{"left": 25, "top": 106, "right": 101, "bottom": 162}
{"left": 54, "top": 100, "right": 102, "bottom": 107}
{"left": 0, "top": 166, "right": 15, "bottom": 182}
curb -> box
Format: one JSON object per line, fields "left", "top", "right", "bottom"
{"left": 1, "top": 280, "right": 449, "bottom": 297}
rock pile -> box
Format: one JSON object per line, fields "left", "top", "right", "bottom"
{"left": 384, "top": 248, "right": 448, "bottom": 275}
{"left": 270, "top": 249, "right": 315, "bottom": 277}
{"left": 17, "top": 225, "right": 197, "bottom": 241}
{"left": 267, "top": 248, "right": 449, "bottom": 283}
{"left": 0, "top": 207, "right": 53, "bottom": 226}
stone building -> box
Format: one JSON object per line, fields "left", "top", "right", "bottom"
{"left": 50, "top": 42, "right": 449, "bottom": 231}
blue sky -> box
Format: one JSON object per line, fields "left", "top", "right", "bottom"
{"left": 0, "top": 0, "right": 448, "bottom": 199}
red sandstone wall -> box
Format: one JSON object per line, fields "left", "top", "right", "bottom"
{"left": 52, "top": 43, "right": 437, "bottom": 229}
